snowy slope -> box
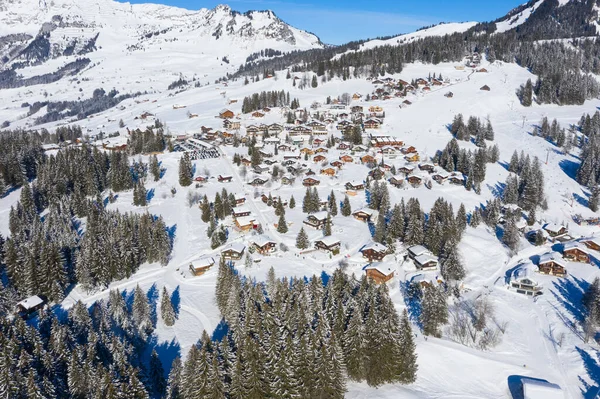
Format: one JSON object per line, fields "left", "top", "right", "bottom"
{"left": 0, "top": 0, "right": 322, "bottom": 95}
{"left": 495, "top": 0, "right": 544, "bottom": 33}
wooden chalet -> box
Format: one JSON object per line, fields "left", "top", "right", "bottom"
{"left": 405, "top": 153, "right": 420, "bottom": 162}
{"left": 221, "top": 243, "right": 246, "bottom": 261}
{"left": 353, "top": 209, "right": 374, "bottom": 223}
{"left": 313, "top": 154, "right": 327, "bottom": 163}
{"left": 218, "top": 175, "right": 233, "bottom": 183}
{"left": 419, "top": 163, "right": 435, "bottom": 173}
{"left": 234, "top": 194, "right": 246, "bottom": 206}
{"left": 562, "top": 242, "right": 590, "bottom": 263}
{"left": 351, "top": 105, "right": 364, "bottom": 113}
{"left": 364, "top": 118, "right": 381, "bottom": 129}
{"left": 361, "top": 155, "right": 376, "bottom": 164}
{"left": 337, "top": 142, "right": 352, "bottom": 150}
{"left": 223, "top": 120, "right": 241, "bottom": 130}
{"left": 339, "top": 155, "right": 354, "bottom": 163}
{"left": 303, "top": 177, "right": 320, "bottom": 187}
{"left": 448, "top": 174, "right": 465, "bottom": 186}
{"left": 252, "top": 237, "right": 277, "bottom": 255}
{"left": 360, "top": 243, "right": 389, "bottom": 262}
{"left": 432, "top": 172, "right": 449, "bottom": 184}
{"left": 252, "top": 111, "right": 265, "bottom": 118}
{"left": 407, "top": 175, "right": 422, "bottom": 187}
{"left": 583, "top": 237, "right": 600, "bottom": 251}
{"left": 538, "top": 252, "right": 568, "bottom": 277}
{"left": 330, "top": 160, "right": 343, "bottom": 169}
{"left": 315, "top": 147, "right": 329, "bottom": 154}
{"left": 281, "top": 175, "right": 295, "bottom": 185}
{"left": 304, "top": 212, "right": 329, "bottom": 229}
{"left": 398, "top": 165, "right": 415, "bottom": 175}
{"left": 290, "top": 126, "right": 312, "bottom": 136}
{"left": 232, "top": 206, "right": 252, "bottom": 218}
{"left": 543, "top": 224, "right": 569, "bottom": 240}
{"left": 480, "top": 85, "right": 491, "bottom": 91}
{"left": 388, "top": 176, "right": 404, "bottom": 188}
{"left": 314, "top": 236, "right": 341, "bottom": 255}
{"left": 345, "top": 181, "right": 365, "bottom": 191}
{"left": 321, "top": 168, "right": 337, "bottom": 176}
{"left": 278, "top": 144, "right": 293, "bottom": 152}
{"left": 300, "top": 147, "right": 315, "bottom": 155}
{"left": 15, "top": 296, "right": 46, "bottom": 318}
{"left": 408, "top": 245, "right": 438, "bottom": 270}
{"left": 249, "top": 177, "right": 268, "bottom": 186}
{"left": 219, "top": 109, "right": 234, "bottom": 119}
{"left": 234, "top": 216, "right": 257, "bottom": 232}
{"left": 364, "top": 264, "right": 395, "bottom": 284}
{"left": 268, "top": 123, "right": 284, "bottom": 134}
{"left": 189, "top": 257, "right": 215, "bottom": 276}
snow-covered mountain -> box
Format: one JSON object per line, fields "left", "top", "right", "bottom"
{"left": 0, "top": 0, "right": 322, "bottom": 84}
{"left": 492, "top": 0, "right": 600, "bottom": 38}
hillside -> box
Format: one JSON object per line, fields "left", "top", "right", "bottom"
{"left": 1, "top": 1, "right": 600, "bottom": 399}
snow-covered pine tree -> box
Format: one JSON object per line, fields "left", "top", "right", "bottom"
{"left": 161, "top": 286, "right": 176, "bottom": 327}
{"left": 420, "top": 284, "right": 448, "bottom": 337}
{"left": 439, "top": 241, "right": 466, "bottom": 282}
{"left": 132, "top": 284, "right": 152, "bottom": 336}
{"left": 178, "top": 152, "right": 193, "bottom": 187}
{"left": 328, "top": 190, "right": 338, "bottom": 216}
{"left": 289, "top": 195, "right": 295, "bottom": 209}
{"left": 150, "top": 155, "right": 160, "bottom": 181}
{"left": 296, "top": 227, "right": 309, "bottom": 249}
{"left": 341, "top": 194, "right": 352, "bottom": 217}
{"left": 323, "top": 213, "right": 332, "bottom": 236}
{"left": 277, "top": 213, "right": 288, "bottom": 233}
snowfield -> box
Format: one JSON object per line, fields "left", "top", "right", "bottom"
{"left": 2, "top": 46, "right": 600, "bottom": 398}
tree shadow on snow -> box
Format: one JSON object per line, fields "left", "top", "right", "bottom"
{"left": 146, "top": 188, "right": 155, "bottom": 203}
{"left": 577, "top": 346, "right": 600, "bottom": 398}
{"left": 146, "top": 335, "right": 181, "bottom": 377}
{"left": 550, "top": 276, "right": 587, "bottom": 324}
{"left": 574, "top": 192, "right": 590, "bottom": 208}
{"left": 147, "top": 283, "right": 159, "bottom": 328}
{"left": 212, "top": 319, "right": 229, "bottom": 342}
{"left": 559, "top": 159, "right": 580, "bottom": 181}
{"left": 171, "top": 286, "right": 181, "bottom": 317}
{"left": 490, "top": 182, "right": 506, "bottom": 200}
{"left": 498, "top": 161, "right": 510, "bottom": 172}
{"left": 166, "top": 224, "right": 177, "bottom": 249}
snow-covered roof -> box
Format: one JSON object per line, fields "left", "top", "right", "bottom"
{"left": 17, "top": 296, "right": 44, "bottom": 310}
{"left": 364, "top": 263, "right": 394, "bottom": 276}
{"left": 521, "top": 378, "right": 562, "bottom": 399}
{"left": 361, "top": 242, "right": 388, "bottom": 253}
{"left": 234, "top": 193, "right": 245, "bottom": 201}
{"left": 415, "top": 254, "right": 438, "bottom": 266}
{"left": 310, "top": 211, "right": 329, "bottom": 221}
{"left": 233, "top": 206, "right": 251, "bottom": 214}
{"left": 354, "top": 208, "right": 374, "bottom": 216}
{"left": 408, "top": 245, "right": 429, "bottom": 257}
{"left": 235, "top": 216, "right": 256, "bottom": 226}
{"left": 411, "top": 273, "right": 444, "bottom": 284}
{"left": 252, "top": 236, "right": 276, "bottom": 248}
{"left": 190, "top": 257, "right": 215, "bottom": 269}
{"left": 539, "top": 252, "right": 567, "bottom": 267}
{"left": 582, "top": 237, "right": 600, "bottom": 247}
{"left": 317, "top": 236, "right": 340, "bottom": 247}
{"left": 513, "top": 263, "right": 538, "bottom": 282}
{"left": 223, "top": 242, "right": 246, "bottom": 253}
{"left": 543, "top": 223, "right": 566, "bottom": 234}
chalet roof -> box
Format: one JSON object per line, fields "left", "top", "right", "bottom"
{"left": 309, "top": 211, "right": 329, "bottom": 221}
{"left": 17, "top": 295, "right": 44, "bottom": 310}
{"left": 316, "top": 236, "right": 340, "bottom": 247}
{"left": 408, "top": 245, "right": 430, "bottom": 257}
{"left": 411, "top": 273, "right": 444, "bottom": 285}
{"left": 190, "top": 257, "right": 215, "bottom": 269}
{"left": 235, "top": 216, "right": 256, "bottom": 226}
{"left": 354, "top": 208, "right": 374, "bottom": 216}
{"left": 233, "top": 206, "right": 252, "bottom": 215}
{"left": 513, "top": 263, "right": 538, "bottom": 283}
{"left": 346, "top": 180, "right": 365, "bottom": 187}
{"left": 562, "top": 242, "right": 589, "bottom": 254}
{"left": 252, "top": 236, "right": 276, "bottom": 248}
{"left": 543, "top": 223, "right": 567, "bottom": 234}
{"left": 222, "top": 242, "right": 246, "bottom": 254}
{"left": 234, "top": 193, "right": 245, "bottom": 201}
{"left": 415, "top": 254, "right": 438, "bottom": 266}
{"left": 364, "top": 263, "right": 394, "bottom": 276}
{"left": 582, "top": 237, "right": 600, "bottom": 247}
{"left": 361, "top": 243, "right": 388, "bottom": 253}
{"left": 219, "top": 108, "right": 232, "bottom": 114}
{"left": 539, "top": 252, "right": 567, "bottom": 267}
{"left": 521, "top": 378, "right": 562, "bottom": 399}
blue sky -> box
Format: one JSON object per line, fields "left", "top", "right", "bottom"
{"left": 121, "top": 0, "right": 526, "bottom": 44}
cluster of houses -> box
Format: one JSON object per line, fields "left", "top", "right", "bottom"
{"left": 509, "top": 236, "right": 599, "bottom": 297}
{"left": 365, "top": 76, "right": 450, "bottom": 102}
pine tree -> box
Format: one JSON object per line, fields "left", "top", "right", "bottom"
{"left": 439, "top": 242, "right": 466, "bottom": 282}
{"left": 296, "top": 227, "right": 309, "bottom": 249}
{"left": 398, "top": 309, "right": 418, "bottom": 383}
{"left": 132, "top": 284, "right": 152, "bottom": 335}
{"left": 341, "top": 194, "right": 351, "bottom": 216}
{"left": 150, "top": 155, "right": 161, "bottom": 181}
{"left": 590, "top": 186, "right": 599, "bottom": 212}
{"left": 277, "top": 213, "right": 288, "bottom": 233}
{"left": 420, "top": 284, "right": 448, "bottom": 337}
{"left": 289, "top": 195, "right": 295, "bottom": 209}
{"left": 323, "top": 213, "right": 332, "bottom": 236}
{"left": 200, "top": 195, "right": 211, "bottom": 223}
{"left": 161, "top": 286, "right": 176, "bottom": 326}
{"left": 328, "top": 190, "right": 338, "bottom": 216}
{"left": 166, "top": 357, "right": 183, "bottom": 399}
{"left": 150, "top": 350, "right": 166, "bottom": 397}
{"left": 178, "top": 152, "right": 193, "bottom": 187}
{"left": 374, "top": 213, "right": 386, "bottom": 244}
{"left": 502, "top": 216, "right": 520, "bottom": 253}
